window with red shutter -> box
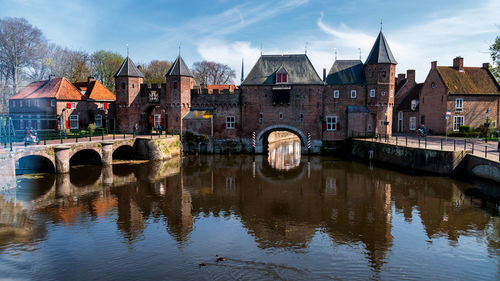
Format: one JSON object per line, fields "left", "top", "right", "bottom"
{"left": 283, "top": 74, "right": 287, "bottom": 83}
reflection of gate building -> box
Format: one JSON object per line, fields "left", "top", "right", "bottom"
{"left": 115, "top": 31, "right": 398, "bottom": 153}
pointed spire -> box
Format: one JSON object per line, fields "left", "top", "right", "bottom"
{"left": 165, "top": 55, "right": 193, "bottom": 77}
{"left": 114, "top": 56, "right": 144, "bottom": 78}
{"left": 241, "top": 58, "right": 244, "bottom": 83}
{"left": 365, "top": 31, "right": 397, "bottom": 65}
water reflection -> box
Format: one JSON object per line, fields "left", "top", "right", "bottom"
{"left": 1, "top": 156, "right": 500, "bottom": 280}
{"left": 268, "top": 140, "right": 301, "bottom": 170}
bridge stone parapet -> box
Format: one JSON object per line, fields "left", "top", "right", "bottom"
{"left": 7, "top": 135, "right": 181, "bottom": 175}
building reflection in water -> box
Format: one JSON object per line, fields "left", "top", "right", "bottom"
{"left": 2, "top": 153, "right": 500, "bottom": 275}
{"left": 268, "top": 140, "right": 301, "bottom": 171}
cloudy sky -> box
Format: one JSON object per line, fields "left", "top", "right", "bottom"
{"left": 1, "top": 0, "right": 499, "bottom": 82}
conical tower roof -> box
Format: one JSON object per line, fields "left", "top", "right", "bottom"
{"left": 114, "top": 56, "right": 144, "bottom": 78}
{"left": 365, "top": 31, "right": 397, "bottom": 65}
{"left": 165, "top": 56, "right": 193, "bottom": 77}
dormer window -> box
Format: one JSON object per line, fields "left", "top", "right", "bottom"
{"left": 275, "top": 66, "right": 288, "bottom": 84}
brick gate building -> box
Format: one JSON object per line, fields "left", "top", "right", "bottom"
{"left": 115, "top": 31, "right": 398, "bottom": 153}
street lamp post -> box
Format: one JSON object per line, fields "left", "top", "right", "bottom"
{"left": 485, "top": 108, "right": 490, "bottom": 143}
{"left": 383, "top": 108, "right": 390, "bottom": 140}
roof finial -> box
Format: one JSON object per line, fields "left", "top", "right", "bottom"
{"left": 358, "top": 48, "right": 361, "bottom": 60}
{"left": 380, "top": 18, "right": 383, "bottom": 31}
{"left": 305, "top": 41, "right": 308, "bottom": 54}
{"left": 334, "top": 48, "right": 337, "bottom": 60}
{"left": 126, "top": 43, "right": 129, "bottom": 57}
{"left": 178, "top": 42, "right": 181, "bottom": 56}
{"left": 260, "top": 43, "right": 263, "bottom": 56}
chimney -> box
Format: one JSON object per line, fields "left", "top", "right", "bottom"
{"left": 406, "top": 69, "right": 415, "bottom": 84}
{"left": 431, "top": 61, "right": 437, "bottom": 69}
{"left": 322, "top": 68, "right": 326, "bottom": 82}
{"left": 87, "top": 76, "right": 95, "bottom": 83}
{"left": 397, "top": 73, "right": 406, "bottom": 84}
{"left": 453, "top": 56, "right": 464, "bottom": 71}
{"left": 483, "top": 62, "right": 490, "bottom": 69}
{"left": 137, "top": 65, "right": 142, "bottom": 71}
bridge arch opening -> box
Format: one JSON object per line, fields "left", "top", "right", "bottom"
{"left": 113, "top": 145, "right": 138, "bottom": 160}
{"left": 70, "top": 149, "right": 101, "bottom": 167}
{"left": 16, "top": 155, "right": 55, "bottom": 175}
{"left": 257, "top": 126, "right": 305, "bottom": 171}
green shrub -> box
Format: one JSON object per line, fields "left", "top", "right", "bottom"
{"left": 458, "top": 125, "right": 470, "bottom": 132}
{"left": 87, "top": 123, "right": 97, "bottom": 136}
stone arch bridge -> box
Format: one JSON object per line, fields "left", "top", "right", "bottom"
{"left": 8, "top": 136, "right": 180, "bottom": 175}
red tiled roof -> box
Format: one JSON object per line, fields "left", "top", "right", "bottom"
{"left": 207, "top": 84, "right": 237, "bottom": 93}
{"left": 9, "top": 77, "right": 85, "bottom": 100}
{"left": 73, "top": 80, "right": 115, "bottom": 101}
{"left": 437, "top": 66, "right": 500, "bottom": 95}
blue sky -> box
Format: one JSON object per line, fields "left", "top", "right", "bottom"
{"left": 1, "top": 0, "right": 499, "bottom": 82}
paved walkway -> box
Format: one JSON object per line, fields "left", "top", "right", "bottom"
{"left": 360, "top": 135, "right": 500, "bottom": 162}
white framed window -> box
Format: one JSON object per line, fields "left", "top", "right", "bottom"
{"left": 333, "top": 90, "right": 339, "bottom": 99}
{"left": 409, "top": 117, "right": 416, "bottom": 130}
{"left": 36, "top": 114, "right": 41, "bottom": 129}
{"left": 70, "top": 115, "right": 79, "bottom": 129}
{"left": 71, "top": 102, "right": 76, "bottom": 109}
{"left": 51, "top": 100, "right": 55, "bottom": 107}
{"left": 453, "top": 116, "right": 464, "bottom": 131}
{"left": 154, "top": 114, "right": 161, "bottom": 128}
{"left": 19, "top": 114, "right": 24, "bottom": 129}
{"left": 326, "top": 116, "right": 337, "bottom": 131}
{"left": 20, "top": 101, "right": 23, "bottom": 108}
{"left": 431, "top": 82, "right": 436, "bottom": 88}
{"left": 279, "top": 112, "right": 283, "bottom": 120}
{"left": 455, "top": 98, "right": 463, "bottom": 112}
{"left": 390, "top": 90, "right": 393, "bottom": 97}
{"left": 370, "top": 89, "right": 375, "bottom": 97}
{"left": 95, "top": 115, "right": 102, "bottom": 127}
{"left": 226, "top": 116, "right": 235, "bottom": 129}
{"left": 35, "top": 99, "right": 39, "bottom": 107}
{"left": 350, "top": 90, "right": 356, "bottom": 99}
{"left": 27, "top": 100, "right": 31, "bottom": 107}
{"left": 27, "top": 114, "right": 32, "bottom": 128}
{"left": 276, "top": 73, "right": 288, "bottom": 84}
{"left": 12, "top": 100, "right": 15, "bottom": 108}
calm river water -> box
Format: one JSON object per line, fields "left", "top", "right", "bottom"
{"left": 1, "top": 141, "right": 500, "bottom": 280}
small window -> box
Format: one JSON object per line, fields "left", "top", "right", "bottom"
{"left": 154, "top": 114, "right": 161, "bottom": 128}
{"left": 51, "top": 100, "right": 55, "bottom": 107}
{"left": 95, "top": 115, "right": 102, "bottom": 127}
{"left": 70, "top": 115, "right": 79, "bottom": 129}
{"left": 390, "top": 90, "right": 393, "bottom": 97}
{"left": 27, "top": 114, "right": 32, "bottom": 128}
{"left": 279, "top": 112, "right": 283, "bottom": 120}
{"left": 259, "top": 112, "right": 263, "bottom": 124}
{"left": 35, "top": 99, "right": 39, "bottom": 107}
{"left": 381, "top": 91, "right": 386, "bottom": 96}
{"left": 370, "top": 89, "right": 375, "bottom": 97}
{"left": 333, "top": 90, "right": 339, "bottom": 99}
{"left": 71, "top": 102, "right": 76, "bottom": 109}
{"left": 431, "top": 82, "right": 436, "bottom": 88}
{"left": 12, "top": 100, "right": 15, "bottom": 108}
{"left": 132, "top": 84, "right": 135, "bottom": 88}
{"left": 276, "top": 73, "right": 288, "bottom": 84}
{"left": 409, "top": 117, "right": 416, "bottom": 130}
{"left": 421, "top": 115, "right": 425, "bottom": 125}
{"left": 28, "top": 100, "right": 31, "bottom": 107}
{"left": 455, "top": 98, "right": 463, "bottom": 112}
{"left": 173, "top": 82, "right": 178, "bottom": 89}
{"left": 20, "top": 101, "right": 23, "bottom": 108}
{"left": 453, "top": 116, "right": 464, "bottom": 131}
{"left": 20, "top": 114, "right": 24, "bottom": 129}
{"left": 381, "top": 71, "right": 387, "bottom": 78}
{"left": 350, "top": 90, "right": 356, "bottom": 99}
{"left": 300, "top": 113, "right": 304, "bottom": 124}
{"left": 226, "top": 116, "right": 235, "bottom": 129}
{"left": 122, "top": 83, "right": 125, "bottom": 90}
{"left": 326, "top": 116, "right": 337, "bottom": 131}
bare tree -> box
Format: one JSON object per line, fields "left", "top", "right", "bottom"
{"left": 192, "top": 61, "right": 236, "bottom": 85}
{"left": 0, "top": 17, "right": 47, "bottom": 108}
{"left": 142, "top": 60, "right": 172, "bottom": 85}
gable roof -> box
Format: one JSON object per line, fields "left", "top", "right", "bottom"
{"left": 436, "top": 66, "right": 500, "bottom": 95}
{"left": 326, "top": 60, "right": 364, "bottom": 85}
{"left": 9, "top": 77, "right": 85, "bottom": 100}
{"left": 365, "top": 31, "right": 397, "bottom": 65}
{"left": 165, "top": 55, "right": 193, "bottom": 77}
{"left": 73, "top": 80, "right": 116, "bottom": 101}
{"left": 242, "top": 54, "right": 322, "bottom": 85}
{"left": 396, "top": 83, "right": 423, "bottom": 111}
{"left": 114, "top": 56, "right": 144, "bottom": 78}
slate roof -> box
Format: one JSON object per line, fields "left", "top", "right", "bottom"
{"left": 396, "top": 83, "right": 423, "bottom": 111}
{"left": 73, "top": 80, "right": 116, "bottom": 101}
{"left": 9, "top": 77, "right": 85, "bottom": 100}
{"left": 326, "top": 60, "right": 364, "bottom": 85}
{"left": 365, "top": 31, "right": 397, "bottom": 65}
{"left": 114, "top": 56, "right": 144, "bottom": 78}
{"left": 436, "top": 66, "right": 500, "bottom": 95}
{"left": 242, "top": 54, "right": 322, "bottom": 85}
{"left": 165, "top": 56, "right": 193, "bottom": 77}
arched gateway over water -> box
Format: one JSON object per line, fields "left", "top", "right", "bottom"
{"left": 256, "top": 125, "right": 307, "bottom": 154}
